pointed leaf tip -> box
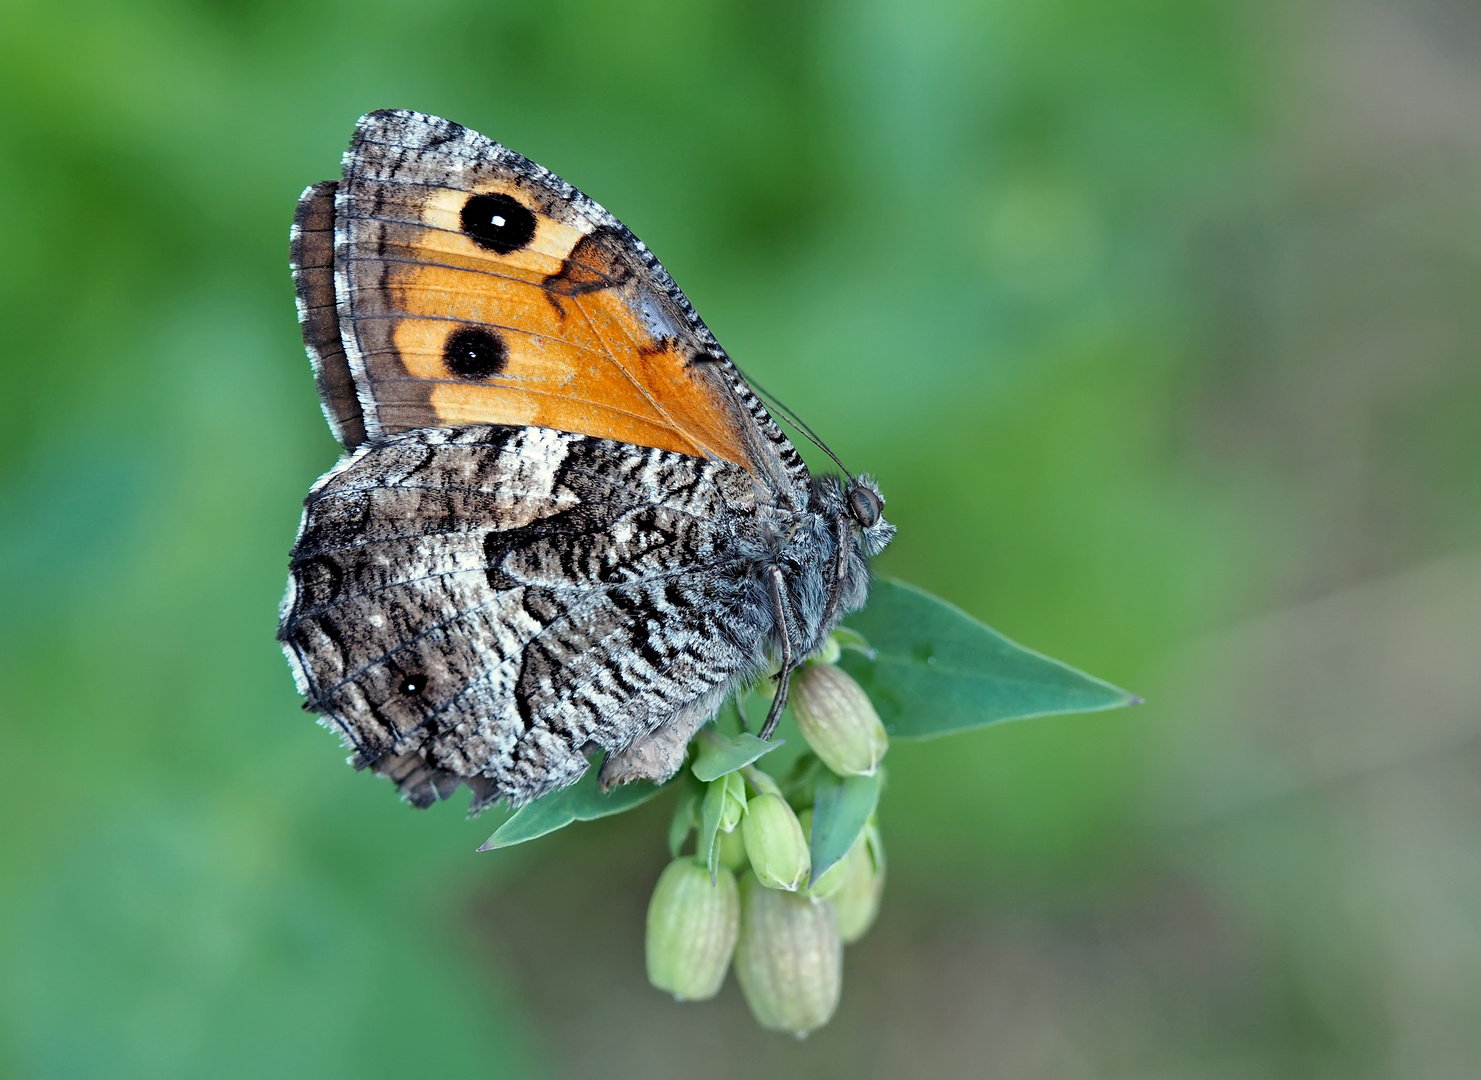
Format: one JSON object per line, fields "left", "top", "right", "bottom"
{"left": 479, "top": 758, "right": 670, "bottom": 850}
{"left": 840, "top": 578, "right": 1137, "bottom": 740}
{"left": 691, "top": 729, "right": 783, "bottom": 782}
{"left": 808, "top": 771, "right": 881, "bottom": 886}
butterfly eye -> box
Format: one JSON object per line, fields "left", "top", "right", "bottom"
{"left": 460, "top": 192, "right": 537, "bottom": 254}
{"left": 847, "top": 486, "right": 882, "bottom": 528}
{"left": 443, "top": 325, "right": 509, "bottom": 379}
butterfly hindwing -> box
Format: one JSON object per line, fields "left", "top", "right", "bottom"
{"left": 323, "top": 109, "right": 809, "bottom": 506}
{"left": 278, "top": 424, "right": 770, "bottom": 806}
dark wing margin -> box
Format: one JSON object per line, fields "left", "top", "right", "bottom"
{"left": 290, "top": 181, "right": 367, "bottom": 449}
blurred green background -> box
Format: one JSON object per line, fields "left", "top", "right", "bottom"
{"left": 4, "top": 0, "right": 1480, "bottom": 1076}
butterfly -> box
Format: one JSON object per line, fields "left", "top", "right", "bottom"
{"left": 278, "top": 110, "right": 894, "bottom": 811}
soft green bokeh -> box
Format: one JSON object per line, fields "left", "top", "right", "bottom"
{"left": 4, "top": 0, "right": 1479, "bottom": 1076}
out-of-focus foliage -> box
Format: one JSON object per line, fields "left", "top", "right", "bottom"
{"left": 3, "top": 0, "right": 1480, "bottom": 1076}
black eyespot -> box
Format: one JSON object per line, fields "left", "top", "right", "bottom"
{"left": 461, "top": 192, "right": 537, "bottom": 254}
{"left": 443, "top": 325, "right": 509, "bottom": 379}
{"left": 847, "top": 486, "right": 882, "bottom": 528}
{"left": 398, "top": 673, "right": 427, "bottom": 695}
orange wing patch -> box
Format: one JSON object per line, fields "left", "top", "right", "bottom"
{"left": 374, "top": 181, "right": 751, "bottom": 466}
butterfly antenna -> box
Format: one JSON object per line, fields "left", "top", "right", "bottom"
{"left": 732, "top": 362, "right": 854, "bottom": 479}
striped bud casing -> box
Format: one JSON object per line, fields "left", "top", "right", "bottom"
{"left": 742, "top": 792, "right": 810, "bottom": 891}
{"left": 734, "top": 871, "right": 843, "bottom": 1036}
{"left": 645, "top": 858, "right": 740, "bottom": 1000}
{"left": 790, "top": 663, "right": 889, "bottom": 777}
{"left": 829, "top": 830, "right": 885, "bottom": 943}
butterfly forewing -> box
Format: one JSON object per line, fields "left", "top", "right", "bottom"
{"left": 329, "top": 110, "right": 808, "bottom": 503}
{"left": 290, "top": 180, "right": 367, "bottom": 448}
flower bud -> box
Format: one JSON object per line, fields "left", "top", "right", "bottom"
{"left": 812, "top": 634, "right": 842, "bottom": 666}
{"left": 733, "top": 871, "right": 843, "bottom": 1036}
{"left": 718, "top": 823, "right": 749, "bottom": 872}
{"left": 645, "top": 857, "right": 740, "bottom": 1001}
{"left": 790, "top": 663, "right": 888, "bottom": 777}
{"left": 741, "top": 792, "right": 810, "bottom": 891}
{"left": 829, "top": 832, "right": 884, "bottom": 943}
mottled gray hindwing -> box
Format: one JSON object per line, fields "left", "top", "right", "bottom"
{"left": 277, "top": 424, "right": 771, "bottom": 808}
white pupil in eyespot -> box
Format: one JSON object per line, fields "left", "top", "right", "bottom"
{"left": 491, "top": 215, "right": 506, "bottom": 228}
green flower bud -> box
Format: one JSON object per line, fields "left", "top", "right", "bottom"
{"left": 645, "top": 857, "right": 740, "bottom": 1001}
{"left": 741, "top": 792, "right": 810, "bottom": 891}
{"left": 790, "top": 663, "right": 888, "bottom": 777}
{"left": 812, "top": 634, "right": 842, "bottom": 666}
{"left": 734, "top": 871, "right": 843, "bottom": 1036}
{"left": 829, "top": 828, "right": 884, "bottom": 943}
{"left": 718, "top": 823, "right": 749, "bottom": 872}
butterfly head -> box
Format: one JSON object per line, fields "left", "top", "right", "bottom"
{"left": 844, "top": 474, "right": 895, "bottom": 557}
{"left": 847, "top": 483, "right": 882, "bottom": 529}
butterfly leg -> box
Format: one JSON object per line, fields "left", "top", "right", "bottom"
{"left": 760, "top": 565, "right": 797, "bottom": 741}
{"left": 812, "top": 510, "right": 854, "bottom": 652}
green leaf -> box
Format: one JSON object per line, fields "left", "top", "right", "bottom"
{"left": 690, "top": 728, "right": 782, "bottom": 782}
{"left": 830, "top": 626, "right": 875, "bottom": 658}
{"left": 698, "top": 781, "right": 724, "bottom": 878}
{"left": 808, "top": 770, "right": 882, "bottom": 886}
{"left": 840, "top": 578, "right": 1137, "bottom": 739}
{"left": 478, "top": 760, "right": 668, "bottom": 850}
{"left": 697, "top": 775, "right": 744, "bottom": 880}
